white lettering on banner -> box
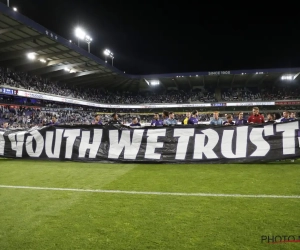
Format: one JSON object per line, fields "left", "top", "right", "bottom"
{"left": 108, "top": 130, "right": 144, "bottom": 159}
{"left": 174, "top": 128, "right": 195, "bottom": 160}
{"left": 0, "top": 132, "right": 4, "bottom": 155}
{"left": 45, "top": 129, "right": 64, "bottom": 158}
{"left": 26, "top": 130, "right": 44, "bottom": 157}
{"left": 221, "top": 126, "right": 248, "bottom": 158}
{"left": 249, "top": 128, "right": 270, "bottom": 157}
{"left": 263, "top": 125, "right": 274, "bottom": 136}
{"left": 145, "top": 129, "right": 166, "bottom": 159}
{"left": 79, "top": 129, "right": 103, "bottom": 158}
{"left": 63, "top": 129, "right": 81, "bottom": 159}
{"left": 8, "top": 132, "right": 26, "bottom": 157}
{"left": 276, "top": 122, "right": 299, "bottom": 155}
{"left": 193, "top": 129, "right": 219, "bottom": 159}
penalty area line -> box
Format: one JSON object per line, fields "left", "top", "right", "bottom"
{"left": 0, "top": 185, "right": 299, "bottom": 199}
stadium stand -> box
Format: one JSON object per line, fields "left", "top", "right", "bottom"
{"left": 0, "top": 4, "right": 300, "bottom": 128}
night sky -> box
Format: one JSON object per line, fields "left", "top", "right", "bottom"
{"left": 4, "top": 0, "right": 300, "bottom": 74}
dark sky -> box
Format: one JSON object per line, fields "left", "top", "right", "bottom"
{"left": 5, "top": 0, "right": 300, "bottom": 74}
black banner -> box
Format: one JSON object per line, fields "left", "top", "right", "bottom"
{"left": 0, "top": 121, "right": 300, "bottom": 163}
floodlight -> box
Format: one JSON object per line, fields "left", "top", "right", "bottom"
{"left": 13, "top": 7, "right": 17, "bottom": 11}
{"left": 85, "top": 35, "right": 92, "bottom": 42}
{"left": 281, "top": 75, "right": 293, "bottom": 80}
{"left": 150, "top": 80, "right": 159, "bottom": 86}
{"left": 64, "top": 67, "right": 70, "bottom": 72}
{"left": 104, "top": 49, "right": 111, "bottom": 56}
{"left": 144, "top": 79, "right": 150, "bottom": 85}
{"left": 104, "top": 49, "right": 114, "bottom": 65}
{"left": 39, "top": 59, "right": 46, "bottom": 63}
{"left": 27, "top": 52, "right": 36, "bottom": 60}
{"left": 75, "top": 27, "right": 86, "bottom": 40}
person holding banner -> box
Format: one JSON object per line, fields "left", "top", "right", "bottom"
{"left": 210, "top": 111, "right": 223, "bottom": 125}
{"left": 223, "top": 114, "right": 235, "bottom": 125}
{"left": 165, "top": 112, "right": 177, "bottom": 125}
{"left": 1, "top": 122, "right": 9, "bottom": 130}
{"left": 151, "top": 113, "right": 163, "bottom": 126}
{"left": 108, "top": 113, "right": 122, "bottom": 124}
{"left": 235, "top": 112, "right": 247, "bottom": 125}
{"left": 130, "top": 117, "right": 141, "bottom": 127}
{"left": 47, "top": 116, "right": 59, "bottom": 126}
{"left": 248, "top": 107, "right": 264, "bottom": 124}
{"left": 92, "top": 114, "right": 103, "bottom": 125}
{"left": 182, "top": 112, "right": 191, "bottom": 125}
{"left": 290, "top": 112, "right": 296, "bottom": 121}
{"left": 188, "top": 110, "right": 199, "bottom": 124}
{"left": 266, "top": 113, "right": 275, "bottom": 123}
{"left": 280, "top": 111, "right": 290, "bottom": 122}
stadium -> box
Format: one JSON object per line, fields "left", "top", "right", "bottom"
{"left": 0, "top": 2, "right": 300, "bottom": 249}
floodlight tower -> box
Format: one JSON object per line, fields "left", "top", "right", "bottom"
{"left": 75, "top": 27, "right": 92, "bottom": 52}
{"left": 104, "top": 49, "right": 114, "bottom": 66}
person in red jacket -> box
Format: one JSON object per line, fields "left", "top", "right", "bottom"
{"left": 248, "top": 107, "right": 265, "bottom": 124}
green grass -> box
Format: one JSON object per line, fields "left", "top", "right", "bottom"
{"left": 0, "top": 159, "right": 299, "bottom": 249}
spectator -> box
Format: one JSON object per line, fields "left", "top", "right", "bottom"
{"left": 290, "top": 112, "right": 296, "bottom": 121}
{"left": 162, "top": 110, "right": 169, "bottom": 125}
{"left": 248, "top": 107, "right": 265, "bottom": 124}
{"left": 223, "top": 114, "right": 235, "bottom": 126}
{"left": 92, "top": 114, "right": 102, "bottom": 125}
{"left": 280, "top": 111, "right": 290, "bottom": 122}
{"left": 182, "top": 112, "right": 191, "bottom": 125}
{"left": 235, "top": 112, "right": 247, "bottom": 125}
{"left": 165, "top": 111, "right": 177, "bottom": 125}
{"left": 1, "top": 122, "right": 9, "bottom": 130}
{"left": 188, "top": 110, "right": 198, "bottom": 125}
{"left": 210, "top": 111, "right": 223, "bottom": 125}
{"left": 266, "top": 113, "right": 275, "bottom": 123}
{"left": 151, "top": 113, "right": 163, "bottom": 127}
{"left": 130, "top": 117, "right": 141, "bottom": 127}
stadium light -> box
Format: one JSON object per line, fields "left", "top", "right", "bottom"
{"left": 104, "top": 49, "right": 114, "bottom": 66}
{"left": 75, "top": 27, "right": 86, "bottom": 40}
{"left": 293, "top": 72, "right": 300, "bottom": 80}
{"left": 85, "top": 35, "right": 92, "bottom": 53}
{"left": 74, "top": 27, "right": 92, "bottom": 52}
{"left": 281, "top": 74, "right": 293, "bottom": 80}
{"left": 150, "top": 80, "right": 159, "bottom": 86}
{"left": 27, "top": 52, "right": 36, "bottom": 60}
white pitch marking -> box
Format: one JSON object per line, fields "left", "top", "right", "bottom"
{"left": 0, "top": 185, "right": 299, "bottom": 199}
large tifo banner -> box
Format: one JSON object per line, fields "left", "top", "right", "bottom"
{"left": 0, "top": 121, "right": 300, "bottom": 163}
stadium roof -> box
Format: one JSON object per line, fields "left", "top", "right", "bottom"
{"left": 1, "top": 2, "right": 300, "bottom": 90}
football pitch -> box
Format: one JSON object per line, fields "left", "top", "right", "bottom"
{"left": 0, "top": 159, "right": 299, "bottom": 250}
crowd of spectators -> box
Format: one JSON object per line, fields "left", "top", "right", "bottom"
{"left": 2, "top": 104, "right": 299, "bottom": 130}
{"left": 260, "top": 85, "right": 300, "bottom": 100}
{"left": 221, "top": 88, "right": 261, "bottom": 101}
{"left": 0, "top": 67, "right": 194, "bottom": 104}
{"left": 190, "top": 88, "right": 217, "bottom": 102}
{"left": 221, "top": 86, "right": 300, "bottom": 102}
{"left": 0, "top": 105, "right": 213, "bottom": 129}
{"left": 2, "top": 67, "right": 300, "bottom": 106}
